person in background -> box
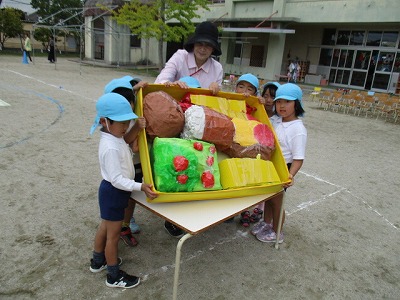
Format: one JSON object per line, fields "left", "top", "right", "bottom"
{"left": 89, "top": 93, "right": 157, "bottom": 288}
{"left": 251, "top": 83, "right": 307, "bottom": 244}
{"left": 155, "top": 21, "right": 223, "bottom": 95}
{"left": 47, "top": 36, "right": 56, "bottom": 63}
{"left": 23, "top": 33, "right": 33, "bottom": 62}
{"left": 104, "top": 76, "right": 148, "bottom": 247}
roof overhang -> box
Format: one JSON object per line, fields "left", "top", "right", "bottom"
{"left": 222, "top": 27, "right": 295, "bottom": 34}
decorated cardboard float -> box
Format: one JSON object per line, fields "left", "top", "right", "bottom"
{"left": 135, "top": 84, "right": 290, "bottom": 203}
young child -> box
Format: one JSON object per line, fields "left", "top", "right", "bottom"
{"left": 251, "top": 83, "right": 307, "bottom": 243}
{"left": 235, "top": 73, "right": 259, "bottom": 96}
{"left": 89, "top": 93, "right": 157, "bottom": 288}
{"left": 104, "top": 76, "right": 148, "bottom": 247}
{"left": 260, "top": 82, "right": 281, "bottom": 117}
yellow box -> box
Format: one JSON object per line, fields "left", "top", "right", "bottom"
{"left": 219, "top": 157, "right": 281, "bottom": 189}
{"left": 135, "top": 84, "right": 290, "bottom": 203}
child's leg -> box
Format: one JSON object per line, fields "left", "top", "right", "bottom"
{"left": 93, "top": 220, "right": 107, "bottom": 253}
{"left": 104, "top": 220, "right": 123, "bottom": 267}
{"left": 122, "top": 200, "right": 135, "bottom": 227}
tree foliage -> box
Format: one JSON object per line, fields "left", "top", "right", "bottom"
{"left": 112, "top": 0, "right": 210, "bottom": 67}
{"left": 0, "top": 8, "right": 24, "bottom": 49}
{"left": 31, "top": 0, "right": 84, "bottom": 25}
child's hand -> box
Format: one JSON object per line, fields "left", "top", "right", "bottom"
{"left": 208, "top": 82, "right": 220, "bottom": 95}
{"left": 283, "top": 174, "right": 294, "bottom": 188}
{"left": 136, "top": 117, "right": 146, "bottom": 130}
{"left": 133, "top": 81, "right": 148, "bottom": 91}
{"left": 141, "top": 183, "right": 158, "bottom": 199}
{"left": 257, "top": 95, "right": 265, "bottom": 104}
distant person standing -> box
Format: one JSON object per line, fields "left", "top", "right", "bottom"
{"left": 23, "top": 33, "right": 33, "bottom": 62}
{"left": 47, "top": 36, "right": 55, "bottom": 63}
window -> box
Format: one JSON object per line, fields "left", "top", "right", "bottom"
{"left": 130, "top": 34, "right": 141, "bottom": 48}
{"left": 381, "top": 31, "right": 398, "bottom": 47}
{"left": 337, "top": 30, "right": 350, "bottom": 45}
{"left": 366, "top": 31, "right": 382, "bottom": 47}
{"left": 350, "top": 31, "right": 364, "bottom": 45}
{"left": 319, "top": 48, "right": 332, "bottom": 66}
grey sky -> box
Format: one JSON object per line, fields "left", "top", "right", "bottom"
{"left": 1, "top": 0, "right": 35, "bottom": 14}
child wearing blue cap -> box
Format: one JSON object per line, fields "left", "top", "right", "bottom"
{"left": 235, "top": 73, "right": 259, "bottom": 96}
{"left": 104, "top": 75, "right": 148, "bottom": 247}
{"left": 260, "top": 81, "right": 281, "bottom": 117}
{"left": 252, "top": 83, "right": 307, "bottom": 244}
{"left": 89, "top": 93, "right": 157, "bottom": 288}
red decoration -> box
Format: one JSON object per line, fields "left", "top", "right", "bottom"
{"left": 201, "top": 171, "right": 215, "bottom": 188}
{"left": 206, "top": 156, "right": 214, "bottom": 166}
{"left": 209, "top": 146, "right": 216, "bottom": 154}
{"left": 193, "top": 142, "right": 203, "bottom": 151}
{"left": 173, "top": 156, "right": 189, "bottom": 172}
{"left": 176, "top": 174, "right": 188, "bottom": 184}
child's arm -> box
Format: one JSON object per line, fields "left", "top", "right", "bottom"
{"left": 133, "top": 81, "right": 148, "bottom": 92}
{"left": 124, "top": 117, "right": 146, "bottom": 145}
{"left": 284, "top": 159, "right": 303, "bottom": 188}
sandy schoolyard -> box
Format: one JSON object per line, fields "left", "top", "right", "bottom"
{"left": 0, "top": 55, "right": 399, "bottom": 299}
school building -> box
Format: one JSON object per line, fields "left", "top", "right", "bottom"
{"left": 83, "top": 0, "right": 400, "bottom": 93}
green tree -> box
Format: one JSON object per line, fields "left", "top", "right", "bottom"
{"left": 31, "top": 0, "right": 84, "bottom": 25}
{"left": 0, "top": 8, "right": 24, "bottom": 49}
{"left": 33, "top": 27, "right": 52, "bottom": 51}
{"left": 31, "top": 0, "right": 84, "bottom": 53}
{"left": 112, "top": 0, "right": 210, "bottom": 69}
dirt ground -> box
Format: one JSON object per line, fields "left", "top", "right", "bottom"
{"left": 0, "top": 55, "right": 399, "bottom": 300}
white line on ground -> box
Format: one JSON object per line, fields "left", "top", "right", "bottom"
{"left": 5, "top": 69, "right": 95, "bottom": 101}
{"left": 0, "top": 99, "right": 11, "bottom": 106}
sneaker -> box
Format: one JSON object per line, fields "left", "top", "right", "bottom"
{"left": 120, "top": 227, "right": 138, "bottom": 247}
{"left": 106, "top": 270, "right": 140, "bottom": 288}
{"left": 256, "top": 227, "right": 284, "bottom": 244}
{"left": 129, "top": 217, "right": 141, "bottom": 234}
{"left": 250, "top": 221, "right": 272, "bottom": 236}
{"left": 90, "top": 257, "right": 122, "bottom": 273}
{"left": 164, "top": 221, "right": 184, "bottom": 238}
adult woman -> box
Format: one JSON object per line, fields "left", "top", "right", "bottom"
{"left": 155, "top": 21, "right": 223, "bottom": 95}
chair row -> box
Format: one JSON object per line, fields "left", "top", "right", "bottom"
{"left": 315, "top": 90, "right": 399, "bottom": 122}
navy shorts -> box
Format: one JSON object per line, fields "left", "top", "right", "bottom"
{"left": 98, "top": 180, "right": 130, "bottom": 221}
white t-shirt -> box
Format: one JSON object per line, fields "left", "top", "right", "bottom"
{"left": 270, "top": 115, "right": 307, "bottom": 164}
{"left": 98, "top": 131, "right": 142, "bottom": 192}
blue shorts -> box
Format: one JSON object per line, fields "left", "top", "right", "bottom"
{"left": 98, "top": 180, "right": 130, "bottom": 221}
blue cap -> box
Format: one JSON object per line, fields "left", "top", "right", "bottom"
{"left": 236, "top": 73, "right": 259, "bottom": 91}
{"left": 90, "top": 93, "right": 138, "bottom": 135}
{"left": 104, "top": 76, "right": 142, "bottom": 94}
{"left": 274, "top": 83, "right": 303, "bottom": 101}
{"left": 179, "top": 76, "right": 201, "bottom": 88}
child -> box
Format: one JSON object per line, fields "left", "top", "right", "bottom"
{"left": 235, "top": 73, "right": 259, "bottom": 96}
{"left": 251, "top": 83, "right": 307, "bottom": 243}
{"left": 89, "top": 93, "right": 157, "bottom": 288}
{"left": 260, "top": 82, "right": 281, "bottom": 117}
{"left": 104, "top": 76, "right": 148, "bottom": 246}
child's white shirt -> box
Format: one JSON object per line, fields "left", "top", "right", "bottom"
{"left": 98, "top": 131, "right": 142, "bottom": 192}
{"left": 270, "top": 115, "right": 307, "bottom": 164}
